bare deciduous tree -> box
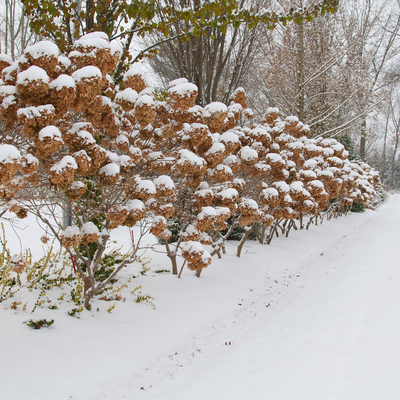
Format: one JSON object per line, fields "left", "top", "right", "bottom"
{"left": 247, "top": 0, "right": 400, "bottom": 163}
{"left": 145, "top": 0, "right": 266, "bottom": 106}
{"left": 0, "top": 0, "right": 35, "bottom": 58}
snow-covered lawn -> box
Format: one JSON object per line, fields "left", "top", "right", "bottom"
{"left": 1, "top": 195, "right": 399, "bottom": 400}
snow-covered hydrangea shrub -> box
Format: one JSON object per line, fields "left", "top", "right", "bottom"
{"left": 0, "top": 32, "right": 381, "bottom": 305}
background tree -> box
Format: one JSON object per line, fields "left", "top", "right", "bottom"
{"left": 145, "top": 0, "right": 266, "bottom": 106}
{"left": 339, "top": 0, "right": 400, "bottom": 160}
{"left": 20, "top": 0, "right": 340, "bottom": 82}
{"left": 367, "top": 84, "right": 400, "bottom": 189}
{"left": 246, "top": 0, "right": 400, "bottom": 165}
{"left": 0, "top": 0, "right": 35, "bottom": 58}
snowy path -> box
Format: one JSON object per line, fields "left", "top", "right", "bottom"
{"left": 2, "top": 196, "right": 400, "bottom": 400}
{"left": 135, "top": 197, "right": 400, "bottom": 400}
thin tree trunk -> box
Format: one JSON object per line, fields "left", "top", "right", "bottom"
{"left": 267, "top": 220, "right": 280, "bottom": 245}
{"left": 391, "top": 131, "right": 399, "bottom": 187}
{"left": 236, "top": 225, "right": 253, "bottom": 258}
{"left": 297, "top": 19, "right": 305, "bottom": 121}
{"left": 86, "top": 0, "right": 94, "bottom": 33}
{"left": 359, "top": 117, "right": 367, "bottom": 160}
{"left": 382, "top": 101, "right": 391, "bottom": 183}
{"left": 163, "top": 239, "right": 178, "bottom": 275}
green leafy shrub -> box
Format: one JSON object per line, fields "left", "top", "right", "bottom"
{"left": 0, "top": 223, "right": 32, "bottom": 302}
{"left": 95, "top": 248, "right": 126, "bottom": 283}
{"left": 0, "top": 223, "right": 154, "bottom": 315}
{"left": 157, "top": 219, "right": 182, "bottom": 244}
{"left": 222, "top": 216, "right": 256, "bottom": 241}
{"left": 24, "top": 319, "right": 54, "bottom": 329}
{"left": 132, "top": 285, "right": 155, "bottom": 309}
{"left": 351, "top": 201, "right": 365, "bottom": 213}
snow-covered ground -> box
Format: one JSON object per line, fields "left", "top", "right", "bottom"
{"left": 1, "top": 195, "right": 399, "bottom": 400}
